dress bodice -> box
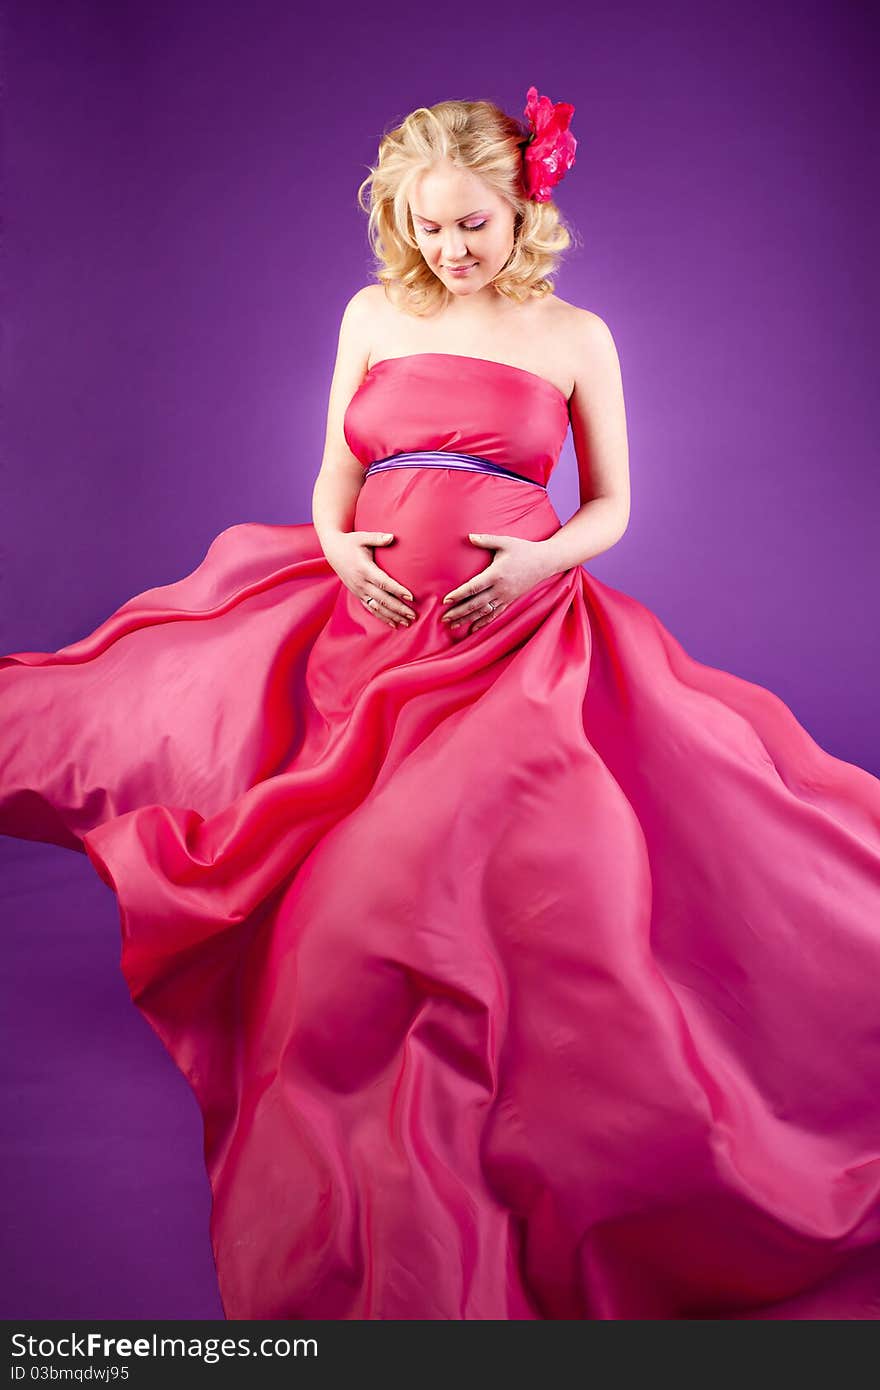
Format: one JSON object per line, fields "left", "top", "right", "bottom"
{"left": 343, "top": 352, "right": 571, "bottom": 488}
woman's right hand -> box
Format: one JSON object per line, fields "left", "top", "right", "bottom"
{"left": 322, "top": 530, "right": 416, "bottom": 629}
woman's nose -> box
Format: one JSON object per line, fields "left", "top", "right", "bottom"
{"left": 441, "top": 236, "right": 468, "bottom": 260}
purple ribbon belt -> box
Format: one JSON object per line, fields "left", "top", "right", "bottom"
{"left": 363, "top": 449, "right": 546, "bottom": 491}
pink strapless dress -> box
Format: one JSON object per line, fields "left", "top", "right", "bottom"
{"left": 2, "top": 352, "right": 880, "bottom": 1320}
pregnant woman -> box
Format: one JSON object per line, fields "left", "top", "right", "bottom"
{"left": 2, "top": 87, "right": 880, "bottom": 1321}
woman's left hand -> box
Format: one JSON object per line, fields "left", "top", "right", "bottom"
{"left": 440, "top": 534, "right": 555, "bottom": 634}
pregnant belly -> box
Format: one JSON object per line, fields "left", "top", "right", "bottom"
{"left": 305, "top": 466, "right": 569, "bottom": 715}
{"left": 354, "top": 467, "right": 561, "bottom": 599}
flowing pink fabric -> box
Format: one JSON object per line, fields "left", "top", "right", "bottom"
{"left": 2, "top": 351, "right": 880, "bottom": 1320}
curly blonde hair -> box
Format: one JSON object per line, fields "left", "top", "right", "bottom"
{"left": 356, "top": 97, "right": 576, "bottom": 316}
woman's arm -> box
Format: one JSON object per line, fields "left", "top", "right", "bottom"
{"left": 538, "top": 309, "right": 631, "bottom": 576}
{"left": 310, "top": 288, "right": 416, "bottom": 628}
{"left": 311, "top": 286, "right": 375, "bottom": 554}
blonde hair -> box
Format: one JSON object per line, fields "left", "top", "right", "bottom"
{"left": 356, "top": 98, "right": 577, "bottom": 316}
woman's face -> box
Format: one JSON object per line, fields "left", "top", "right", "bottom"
{"left": 409, "top": 159, "right": 517, "bottom": 300}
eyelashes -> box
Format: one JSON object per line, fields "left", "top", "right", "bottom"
{"left": 421, "top": 222, "right": 487, "bottom": 236}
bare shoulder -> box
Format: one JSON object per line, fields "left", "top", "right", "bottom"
{"left": 341, "top": 281, "right": 386, "bottom": 328}
{"left": 557, "top": 302, "right": 623, "bottom": 400}
{"left": 528, "top": 295, "right": 617, "bottom": 399}
{"left": 340, "top": 283, "right": 392, "bottom": 361}
{"left": 331, "top": 283, "right": 384, "bottom": 378}
{"left": 553, "top": 299, "right": 618, "bottom": 356}
{"left": 320, "top": 285, "right": 384, "bottom": 438}
{"left": 347, "top": 281, "right": 385, "bottom": 308}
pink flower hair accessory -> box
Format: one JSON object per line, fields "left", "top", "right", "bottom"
{"left": 520, "top": 84, "right": 577, "bottom": 203}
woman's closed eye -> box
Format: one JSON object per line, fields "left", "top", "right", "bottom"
{"left": 422, "top": 222, "right": 487, "bottom": 235}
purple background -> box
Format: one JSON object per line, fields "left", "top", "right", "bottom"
{"left": 2, "top": 0, "right": 877, "bottom": 1318}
